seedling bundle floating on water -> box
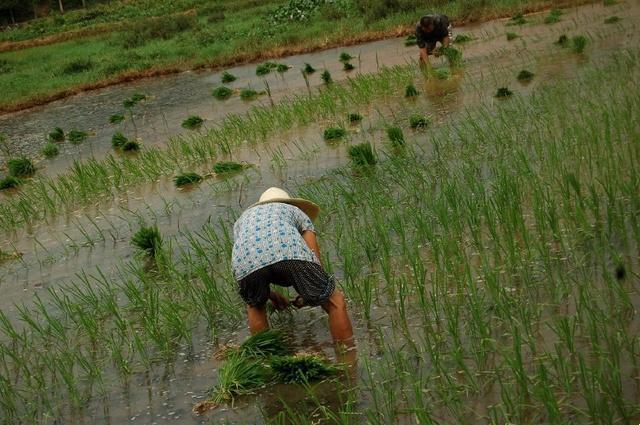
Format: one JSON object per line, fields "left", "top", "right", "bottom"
{"left": 509, "top": 12, "right": 526, "bottom": 25}
{"left": 434, "top": 68, "right": 450, "bottom": 80}
{"left": 506, "top": 32, "right": 519, "bottom": 41}
{"left": 212, "top": 86, "right": 233, "bottom": 100}
{"left": 343, "top": 62, "right": 355, "bottom": 71}
{"left": 182, "top": 115, "right": 204, "bottom": 129}
{"left": 348, "top": 142, "right": 376, "bottom": 167}
{"left": 453, "top": 34, "right": 473, "bottom": 43}
{"left": 409, "top": 114, "right": 429, "bottom": 129}
{"left": 131, "top": 225, "right": 162, "bottom": 255}
{"left": 441, "top": 47, "right": 462, "bottom": 69}
{"left": 405, "top": 34, "right": 417, "bottom": 46}
{"left": 67, "top": 130, "right": 88, "bottom": 144}
{"left": 387, "top": 126, "right": 405, "bottom": 148}
{"left": 240, "top": 88, "right": 259, "bottom": 100}
{"left": 517, "top": 69, "right": 535, "bottom": 81}
{"left": 269, "top": 354, "right": 338, "bottom": 384}
{"left": 42, "top": 143, "right": 60, "bottom": 158}
{"left": 109, "top": 114, "right": 124, "bottom": 124}
{"left": 323, "top": 126, "right": 346, "bottom": 141}
{"left": 544, "top": 8, "right": 562, "bottom": 24}
{"left": 174, "top": 172, "right": 203, "bottom": 187}
{"left": 7, "top": 157, "right": 35, "bottom": 177}
{"left": 405, "top": 84, "right": 419, "bottom": 98}
{"left": 112, "top": 132, "right": 140, "bottom": 151}
{"left": 495, "top": 87, "right": 514, "bottom": 98}
{"left": 604, "top": 16, "right": 621, "bottom": 24}
{"left": 123, "top": 93, "right": 145, "bottom": 108}
{"left": 256, "top": 62, "right": 278, "bottom": 76}
{"left": 321, "top": 70, "right": 332, "bottom": 84}
{"left": 348, "top": 113, "right": 363, "bottom": 123}
{"left": 48, "top": 127, "right": 65, "bottom": 143}
{"left": 213, "top": 161, "right": 244, "bottom": 174}
{"left": 208, "top": 355, "right": 268, "bottom": 405}
{"left": 571, "top": 35, "right": 588, "bottom": 53}
{"left": 303, "top": 63, "right": 316, "bottom": 74}
{"left": 0, "top": 176, "right": 22, "bottom": 190}
{"left": 339, "top": 52, "right": 354, "bottom": 62}
{"left": 221, "top": 71, "right": 237, "bottom": 83}
{"left": 276, "top": 63, "right": 290, "bottom": 73}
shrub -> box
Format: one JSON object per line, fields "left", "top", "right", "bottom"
{"left": 109, "top": 114, "right": 125, "bottom": 124}
{"left": 303, "top": 63, "right": 316, "bottom": 74}
{"left": 453, "top": 34, "right": 473, "bottom": 43}
{"left": 212, "top": 86, "right": 233, "bottom": 100}
{"left": 441, "top": 47, "right": 462, "bottom": 68}
{"left": 131, "top": 225, "right": 162, "bottom": 255}
{"left": 221, "top": 71, "right": 236, "bottom": 83}
{"left": 506, "top": 32, "right": 518, "bottom": 41}
{"left": 111, "top": 132, "right": 128, "bottom": 149}
{"left": 0, "top": 176, "right": 22, "bottom": 190}
{"left": 387, "top": 126, "right": 405, "bottom": 147}
{"left": 323, "top": 127, "right": 346, "bottom": 141}
{"left": 517, "top": 69, "right": 535, "bottom": 81}
{"left": 556, "top": 34, "right": 569, "bottom": 46}
{"left": 48, "top": 127, "right": 65, "bottom": 143}
{"left": 276, "top": 63, "right": 289, "bottom": 73}
{"left": 174, "top": 172, "right": 203, "bottom": 187}
{"left": 409, "top": 114, "right": 429, "bottom": 129}
{"left": 343, "top": 62, "right": 355, "bottom": 71}
{"left": 348, "top": 113, "right": 363, "bottom": 123}
{"left": 544, "top": 8, "right": 562, "bottom": 24}
{"left": 321, "top": 70, "right": 332, "bottom": 84}
{"left": 495, "top": 87, "right": 513, "bottom": 98}
{"left": 348, "top": 142, "right": 376, "bottom": 167}
{"left": 240, "top": 88, "right": 259, "bottom": 100}
{"left": 182, "top": 115, "right": 204, "bottom": 129}
{"left": 434, "top": 68, "right": 450, "bottom": 80}
{"left": 405, "top": 84, "right": 419, "bottom": 97}
{"left": 7, "top": 157, "right": 35, "bottom": 177}
{"left": 571, "top": 35, "right": 588, "bottom": 53}
{"left": 405, "top": 34, "right": 417, "bottom": 46}
{"left": 67, "top": 130, "right": 88, "bottom": 144}
{"left": 269, "top": 354, "right": 337, "bottom": 384}
{"left": 61, "top": 58, "right": 93, "bottom": 75}
{"left": 339, "top": 52, "right": 354, "bottom": 62}
{"left": 213, "top": 161, "right": 244, "bottom": 174}
{"left": 42, "top": 143, "right": 60, "bottom": 158}
{"left": 604, "top": 16, "right": 620, "bottom": 24}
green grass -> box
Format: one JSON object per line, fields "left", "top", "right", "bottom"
{"left": 348, "top": 142, "right": 377, "bottom": 167}
{"left": 212, "top": 86, "right": 233, "bottom": 100}
{"left": 173, "top": 171, "right": 203, "bottom": 187}
{"left": 42, "top": 143, "right": 60, "bottom": 158}
{"left": 544, "top": 8, "right": 562, "bottom": 24}
{"left": 405, "top": 84, "right": 419, "bottom": 97}
{"left": 181, "top": 115, "right": 204, "bottom": 130}
{"left": 517, "top": 69, "right": 535, "bottom": 81}
{"left": 48, "top": 127, "right": 65, "bottom": 143}
{"left": 572, "top": 35, "right": 588, "bottom": 53}
{"left": 7, "top": 157, "right": 35, "bottom": 177}
{"left": 323, "top": 126, "right": 346, "bottom": 141}
{"left": 67, "top": 130, "right": 88, "bottom": 144}
{"left": 131, "top": 224, "right": 162, "bottom": 255}
{"left": 387, "top": 126, "right": 405, "bottom": 147}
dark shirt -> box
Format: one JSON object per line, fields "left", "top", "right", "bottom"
{"left": 415, "top": 14, "right": 450, "bottom": 48}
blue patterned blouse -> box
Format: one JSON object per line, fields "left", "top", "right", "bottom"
{"left": 231, "top": 202, "right": 318, "bottom": 280}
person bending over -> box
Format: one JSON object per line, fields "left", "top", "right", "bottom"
{"left": 416, "top": 14, "right": 452, "bottom": 66}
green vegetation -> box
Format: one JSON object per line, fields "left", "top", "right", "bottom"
{"left": 323, "top": 126, "right": 346, "bottom": 141}
{"left": 181, "top": 115, "right": 204, "bottom": 129}
{"left": 604, "top": 16, "right": 620, "bottom": 24}
{"left": 269, "top": 354, "right": 337, "bottom": 383}
{"left": 232, "top": 330, "right": 290, "bottom": 358}
{"left": 173, "top": 172, "right": 203, "bottom": 187}
{"left": 434, "top": 68, "right": 450, "bottom": 80}
{"left": 240, "top": 88, "right": 259, "bottom": 100}
{"left": 572, "top": 35, "right": 588, "bottom": 53}
{"left": 387, "top": 126, "right": 405, "bottom": 147}
{"left": 212, "top": 86, "right": 233, "bottom": 100}
{"left": 209, "top": 355, "right": 268, "bottom": 404}
{"left": 506, "top": 32, "right": 519, "bottom": 41}
{"left": 409, "top": 114, "right": 429, "bottom": 129}
{"left": 213, "top": 161, "right": 244, "bottom": 174}
{"left": 556, "top": 34, "right": 569, "bottom": 46}
{"left": 441, "top": 46, "right": 462, "bottom": 68}
{"left": 544, "top": 8, "right": 562, "bottom": 24}
{"left": 109, "top": 114, "right": 125, "bottom": 124}
{"left": 405, "top": 34, "right": 417, "bottom": 46}
{"left": 42, "top": 143, "right": 60, "bottom": 158}
{"left": 48, "top": 127, "right": 65, "bottom": 143}
{"left": 131, "top": 224, "right": 162, "bottom": 255}
{"left": 348, "top": 112, "right": 363, "bottom": 123}
{"left": 61, "top": 58, "right": 93, "bottom": 75}
{"left": 221, "top": 71, "right": 237, "bottom": 83}
{"left": 111, "top": 131, "right": 128, "bottom": 148}
{"left": 509, "top": 12, "right": 526, "bottom": 25}
{"left": 0, "top": 175, "right": 22, "bottom": 190}
{"left": 339, "top": 52, "right": 354, "bottom": 62}
{"left": 453, "top": 33, "right": 473, "bottom": 43}
{"left": 256, "top": 62, "right": 278, "bottom": 76}
{"left": 517, "top": 69, "right": 535, "bottom": 81}
{"left": 348, "top": 142, "right": 376, "bottom": 167}
{"left": 495, "top": 86, "right": 514, "bottom": 98}
{"left": 123, "top": 93, "right": 146, "bottom": 108}
{"left": 276, "top": 63, "right": 289, "bottom": 73}
{"left": 7, "top": 157, "right": 35, "bottom": 177}
{"left": 67, "top": 130, "right": 88, "bottom": 144}
{"left": 405, "top": 84, "right": 419, "bottom": 97}
{"left": 303, "top": 63, "right": 316, "bottom": 74}
{"left": 343, "top": 62, "right": 355, "bottom": 71}
{"left": 321, "top": 69, "right": 332, "bottom": 84}
{"left": 121, "top": 139, "right": 140, "bottom": 151}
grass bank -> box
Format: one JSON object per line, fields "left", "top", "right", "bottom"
{"left": 0, "top": 0, "right": 596, "bottom": 113}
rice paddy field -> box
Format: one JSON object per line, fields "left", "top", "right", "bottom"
{"left": 0, "top": 1, "right": 639, "bottom": 424}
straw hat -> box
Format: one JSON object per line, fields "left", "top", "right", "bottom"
{"left": 251, "top": 187, "right": 319, "bottom": 221}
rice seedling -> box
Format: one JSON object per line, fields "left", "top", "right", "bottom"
{"left": 109, "top": 114, "right": 125, "bottom": 124}
{"left": 405, "top": 84, "right": 419, "bottom": 97}
{"left": 556, "top": 34, "right": 569, "bottom": 46}
{"left": 453, "top": 34, "right": 473, "bottom": 43}
{"left": 321, "top": 69, "right": 332, "bottom": 84}
{"left": 131, "top": 224, "right": 162, "bottom": 255}
{"left": 67, "top": 130, "right": 88, "bottom": 144}
{"left": 343, "top": 62, "right": 355, "bottom": 71}
{"left": 0, "top": 175, "right": 22, "bottom": 190}
{"left": 228, "top": 330, "right": 290, "bottom": 358}
{"left": 323, "top": 127, "right": 346, "bottom": 141}
{"left": 212, "top": 86, "right": 233, "bottom": 100}
{"left": 48, "top": 127, "right": 65, "bottom": 143}
{"left": 517, "top": 69, "right": 535, "bottom": 81}
{"left": 42, "top": 143, "right": 60, "bottom": 158}
{"left": 111, "top": 132, "right": 128, "bottom": 149}
{"left": 441, "top": 46, "right": 462, "bottom": 68}
{"left": 409, "top": 114, "right": 429, "bottom": 129}
{"left": 174, "top": 172, "right": 203, "bottom": 187}
{"left": 213, "top": 161, "right": 244, "bottom": 174}
{"left": 604, "top": 16, "right": 620, "bottom": 24}
{"left": 276, "top": 63, "right": 290, "bottom": 73}
{"left": 506, "top": 32, "right": 519, "bottom": 41}
{"left": 386, "top": 126, "right": 405, "bottom": 147}
{"left": 121, "top": 139, "right": 140, "bottom": 151}
{"left": 339, "top": 52, "right": 353, "bottom": 62}
{"left": 123, "top": 93, "right": 146, "bottom": 108}
{"left": 434, "top": 68, "right": 450, "bottom": 80}
{"left": 348, "top": 142, "right": 376, "bottom": 167}
{"left": 256, "top": 62, "right": 278, "bottom": 76}
{"left": 269, "top": 354, "right": 337, "bottom": 384}
{"left": 182, "top": 115, "right": 204, "bottom": 130}
{"left": 405, "top": 34, "right": 417, "bottom": 46}
{"left": 208, "top": 355, "right": 268, "bottom": 404}
{"left": 571, "top": 35, "right": 588, "bottom": 53}
{"left": 221, "top": 71, "right": 237, "bottom": 83}
{"left": 7, "top": 157, "right": 35, "bottom": 177}
{"left": 348, "top": 113, "right": 363, "bottom": 123}
{"left": 495, "top": 87, "right": 514, "bottom": 98}
{"left": 509, "top": 12, "right": 526, "bottom": 25}
{"left": 303, "top": 63, "right": 316, "bottom": 74}
{"left": 544, "top": 8, "right": 562, "bottom": 24}
{"left": 240, "top": 88, "right": 259, "bottom": 100}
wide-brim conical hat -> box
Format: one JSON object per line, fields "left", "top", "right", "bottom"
{"left": 250, "top": 187, "right": 320, "bottom": 221}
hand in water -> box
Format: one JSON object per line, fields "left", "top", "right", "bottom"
{"left": 269, "top": 291, "right": 290, "bottom": 311}
{"left": 291, "top": 295, "right": 306, "bottom": 309}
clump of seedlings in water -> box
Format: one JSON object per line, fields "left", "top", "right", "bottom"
{"left": 405, "top": 34, "right": 417, "bottom": 46}
{"left": 506, "top": 32, "right": 519, "bottom": 41}
{"left": 441, "top": 46, "right": 462, "bottom": 68}
{"left": 256, "top": 62, "right": 278, "bottom": 76}
{"left": 212, "top": 86, "right": 233, "bottom": 100}
{"left": 233, "top": 330, "right": 290, "bottom": 358}
{"left": 409, "top": 114, "right": 429, "bottom": 129}
{"left": 109, "top": 114, "right": 125, "bottom": 124}
{"left": 495, "top": 87, "right": 514, "bottom": 98}
{"left": 387, "top": 126, "right": 405, "bottom": 148}
{"left": 339, "top": 52, "right": 353, "bottom": 62}
{"left": 544, "top": 8, "right": 562, "bottom": 24}
{"left": 269, "top": 354, "right": 337, "bottom": 384}
{"left": 343, "top": 62, "right": 355, "bottom": 71}
{"left": 42, "top": 143, "right": 60, "bottom": 158}
{"left": 453, "top": 34, "right": 473, "bottom": 43}
{"left": 123, "top": 93, "right": 145, "bottom": 108}
{"left": 112, "top": 132, "right": 140, "bottom": 151}
{"left": 348, "top": 142, "right": 376, "bottom": 167}
{"left": 131, "top": 224, "right": 162, "bottom": 255}
{"left": 303, "top": 63, "right": 316, "bottom": 74}
{"left": 571, "top": 35, "right": 588, "bottom": 53}
{"left": 7, "top": 157, "right": 35, "bottom": 177}
{"left": 48, "top": 127, "right": 65, "bottom": 143}
{"left": 240, "top": 88, "right": 259, "bottom": 100}
{"left": 517, "top": 69, "right": 535, "bottom": 81}
{"left": 323, "top": 126, "right": 346, "bottom": 141}
{"left": 0, "top": 175, "right": 22, "bottom": 190}
{"left": 276, "top": 63, "right": 289, "bottom": 73}
{"left": 434, "top": 68, "right": 450, "bottom": 80}
{"left": 208, "top": 355, "right": 267, "bottom": 404}
{"left": 221, "top": 71, "right": 236, "bottom": 83}
{"left": 67, "top": 130, "right": 88, "bottom": 144}
{"left": 174, "top": 172, "right": 203, "bottom": 187}
{"left": 213, "top": 161, "right": 244, "bottom": 174}
{"left": 182, "top": 115, "right": 204, "bottom": 130}
{"left": 604, "top": 16, "right": 620, "bottom": 23}
{"left": 509, "top": 12, "right": 526, "bottom": 25}
{"left": 405, "top": 84, "right": 419, "bottom": 97}
{"left": 321, "top": 69, "right": 332, "bottom": 84}
{"left": 348, "top": 113, "right": 363, "bottom": 123}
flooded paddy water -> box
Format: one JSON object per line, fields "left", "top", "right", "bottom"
{"left": 1, "top": 1, "right": 639, "bottom": 424}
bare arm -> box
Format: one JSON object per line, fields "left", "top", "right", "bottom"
{"left": 302, "top": 230, "right": 321, "bottom": 264}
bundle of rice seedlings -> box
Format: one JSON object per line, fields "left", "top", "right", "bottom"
{"left": 269, "top": 354, "right": 337, "bottom": 384}
{"left": 0, "top": 176, "right": 22, "bottom": 190}
{"left": 453, "top": 34, "right": 473, "bottom": 43}
{"left": 405, "top": 84, "right": 419, "bottom": 97}
{"left": 212, "top": 86, "right": 233, "bottom": 100}
{"left": 276, "top": 63, "right": 289, "bottom": 73}
{"left": 111, "top": 132, "right": 128, "bottom": 148}
{"left": 556, "top": 34, "right": 569, "bottom": 46}
{"left": 213, "top": 161, "right": 244, "bottom": 174}
{"left": 303, "top": 63, "right": 316, "bottom": 74}
{"left": 339, "top": 52, "right": 353, "bottom": 62}
{"left": 221, "top": 71, "right": 236, "bottom": 83}
{"left": 236, "top": 330, "right": 290, "bottom": 358}
{"left": 405, "top": 34, "right": 417, "bottom": 46}
{"left": 131, "top": 225, "right": 162, "bottom": 255}
{"left": 544, "top": 8, "right": 562, "bottom": 24}
{"left": 48, "top": 127, "right": 65, "bottom": 143}
{"left": 387, "top": 126, "right": 405, "bottom": 148}
{"left": 67, "top": 130, "right": 88, "bottom": 144}
{"left": 441, "top": 46, "right": 462, "bottom": 68}
{"left": 506, "top": 32, "right": 519, "bottom": 41}
{"left": 604, "top": 16, "right": 621, "bottom": 23}
{"left": 343, "top": 62, "right": 355, "bottom": 71}
{"left": 174, "top": 172, "right": 203, "bottom": 187}
{"left": 209, "top": 355, "right": 268, "bottom": 404}
{"left": 122, "top": 139, "right": 140, "bottom": 151}
{"left": 109, "top": 114, "right": 125, "bottom": 124}
{"left": 323, "top": 127, "right": 346, "bottom": 141}
{"left": 256, "top": 62, "right": 278, "bottom": 76}
{"left": 182, "top": 115, "right": 204, "bottom": 129}
{"left": 495, "top": 87, "right": 513, "bottom": 98}
{"left": 517, "top": 69, "right": 535, "bottom": 81}
{"left": 321, "top": 70, "right": 332, "bottom": 84}
{"left": 348, "top": 113, "right": 363, "bottom": 123}
{"left": 571, "top": 35, "right": 588, "bottom": 53}
{"left": 409, "top": 114, "right": 429, "bottom": 129}
{"left": 42, "top": 143, "right": 60, "bottom": 158}
{"left": 240, "top": 88, "right": 259, "bottom": 100}
{"left": 7, "top": 157, "right": 35, "bottom": 177}
{"left": 123, "top": 93, "right": 145, "bottom": 108}
{"left": 510, "top": 12, "right": 526, "bottom": 25}
{"left": 348, "top": 142, "right": 376, "bottom": 167}
{"left": 434, "top": 68, "right": 450, "bottom": 80}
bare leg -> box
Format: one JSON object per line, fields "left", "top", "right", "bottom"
{"left": 321, "top": 290, "right": 353, "bottom": 344}
{"left": 247, "top": 303, "right": 268, "bottom": 334}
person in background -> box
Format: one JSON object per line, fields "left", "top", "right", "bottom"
{"left": 416, "top": 14, "right": 452, "bottom": 66}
